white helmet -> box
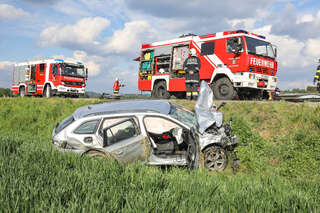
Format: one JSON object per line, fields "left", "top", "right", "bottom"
{"left": 115, "top": 77, "right": 119, "bottom": 81}
{"left": 190, "top": 48, "right": 197, "bottom": 56}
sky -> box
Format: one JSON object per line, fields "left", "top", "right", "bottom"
{"left": 1, "top": 0, "right": 320, "bottom": 93}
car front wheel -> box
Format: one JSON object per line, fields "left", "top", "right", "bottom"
{"left": 203, "top": 146, "right": 228, "bottom": 171}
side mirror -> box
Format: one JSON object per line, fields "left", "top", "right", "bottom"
{"left": 274, "top": 47, "right": 277, "bottom": 58}
{"left": 103, "top": 128, "right": 108, "bottom": 147}
{"left": 85, "top": 68, "right": 88, "bottom": 80}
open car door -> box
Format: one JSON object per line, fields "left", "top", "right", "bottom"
{"left": 102, "top": 118, "right": 149, "bottom": 164}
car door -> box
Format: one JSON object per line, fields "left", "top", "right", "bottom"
{"left": 101, "top": 117, "right": 148, "bottom": 164}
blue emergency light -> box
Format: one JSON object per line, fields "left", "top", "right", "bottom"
{"left": 236, "top": 30, "right": 248, "bottom": 34}
{"left": 54, "top": 59, "right": 64, "bottom": 62}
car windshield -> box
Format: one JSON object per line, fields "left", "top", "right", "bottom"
{"left": 169, "top": 103, "right": 196, "bottom": 128}
{"left": 60, "top": 63, "right": 85, "bottom": 78}
{"left": 245, "top": 36, "right": 276, "bottom": 59}
{"left": 55, "top": 115, "right": 74, "bottom": 134}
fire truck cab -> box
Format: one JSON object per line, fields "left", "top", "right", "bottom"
{"left": 137, "top": 30, "right": 278, "bottom": 100}
{"left": 12, "top": 58, "right": 88, "bottom": 98}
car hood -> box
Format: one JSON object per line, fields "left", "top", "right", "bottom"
{"left": 195, "top": 81, "right": 222, "bottom": 134}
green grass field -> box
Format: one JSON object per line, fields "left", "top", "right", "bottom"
{"left": 0, "top": 98, "right": 319, "bottom": 212}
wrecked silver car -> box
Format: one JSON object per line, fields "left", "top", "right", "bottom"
{"left": 52, "top": 82, "right": 239, "bottom": 171}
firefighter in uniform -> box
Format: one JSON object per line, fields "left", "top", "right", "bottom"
{"left": 183, "top": 48, "right": 201, "bottom": 100}
{"left": 313, "top": 59, "right": 320, "bottom": 92}
{"left": 113, "top": 78, "right": 124, "bottom": 94}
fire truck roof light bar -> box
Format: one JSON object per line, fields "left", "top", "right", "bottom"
{"left": 77, "top": 62, "right": 82, "bottom": 64}
{"left": 236, "top": 30, "right": 248, "bottom": 34}
{"left": 55, "top": 59, "right": 64, "bottom": 62}
{"left": 236, "top": 30, "right": 266, "bottom": 39}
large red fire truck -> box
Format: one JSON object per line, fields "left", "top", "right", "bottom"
{"left": 137, "top": 30, "right": 278, "bottom": 100}
{"left": 12, "top": 58, "right": 88, "bottom": 97}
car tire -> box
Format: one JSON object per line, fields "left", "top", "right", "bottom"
{"left": 212, "top": 77, "right": 236, "bottom": 100}
{"left": 153, "top": 81, "right": 170, "bottom": 99}
{"left": 203, "top": 146, "right": 228, "bottom": 171}
{"left": 44, "top": 85, "right": 52, "bottom": 98}
{"left": 19, "top": 87, "right": 26, "bottom": 97}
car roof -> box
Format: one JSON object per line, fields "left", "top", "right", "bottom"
{"left": 72, "top": 99, "right": 171, "bottom": 120}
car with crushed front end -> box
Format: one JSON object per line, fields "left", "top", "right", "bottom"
{"left": 52, "top": 82, "right": 240, "bottom": 171}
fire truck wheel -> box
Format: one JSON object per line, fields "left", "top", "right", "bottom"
{"left": 213, "top": 77, "right": 236, "bottom": 100}
{"left": 19, "top": 87, "right": 26, "bottom": 97}
{"left": 153, "top": 81, "right": 170, "bottom": 99}
{"left": 44, "top": 85, "right": 52, "bottom": 98}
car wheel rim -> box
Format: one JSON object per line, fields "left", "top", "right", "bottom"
{"left": 204, "top": 148, "right": 227, "bottom": 171}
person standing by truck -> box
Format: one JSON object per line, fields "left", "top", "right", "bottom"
{"left": 313, "top": 59, "right": 320, "bottom": 92}
{"left": 183, "top": 48, "right": 201, "bottom": 100}
{"left": 113, "top": 78, "right": 125, "bottom": 94}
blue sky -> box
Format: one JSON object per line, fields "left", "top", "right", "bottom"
{"left": 1, "top": 0, "right": 320, "bottom": 93}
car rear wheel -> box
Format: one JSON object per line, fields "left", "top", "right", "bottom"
{"left": 212, "top": 77, "right": 236, "bottom": 100}
{"left": 203, "top": 146, "right": 228, "bottom": 171}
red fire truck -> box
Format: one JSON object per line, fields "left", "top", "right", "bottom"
{"left": 137, "top": 30, "right": 278, "bottom": 100}
{"left": 12, "top": 58, "right": 88, "bottom": 98}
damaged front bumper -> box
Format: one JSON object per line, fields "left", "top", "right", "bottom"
{"left": 198, "top": 132, "right": 239, "bottom": 151}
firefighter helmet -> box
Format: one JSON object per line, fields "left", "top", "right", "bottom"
{"left": 190, "top": 48, "right": 197, "bottom": 56}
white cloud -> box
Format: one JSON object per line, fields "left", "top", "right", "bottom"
{"left": 0, "top": 4, "right": 30, "bottom": 21}
{"left": 103, "top": 20, "right": 158, "bottom": 54}
{"left": 52, "top": 51, "right": 103, "bottom": 77}
{"left": 227, "top": 18, "right": 256, "bottom": 30}
{"left": 38, "top": 17, "right": 110, "bottom": 48}
{"left": 254, "top": 25, "right": 309, "bottom": 68}
{"left": 305, "top": 38, "right": 320, "bottom": 58}
{"left": 296, "top": 14, "right": 314, "bottom": 24}
{"left": 72, "top": 51, "right": 102, "bottom": 76}
{"left": 0, "top": 61, "right": 15, "bottom": 69}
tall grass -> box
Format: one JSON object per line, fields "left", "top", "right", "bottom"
{"left": 0, "top": 98, "right": 319, "bottom": 212}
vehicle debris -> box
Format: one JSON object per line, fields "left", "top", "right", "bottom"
{"left": 52, "top": 81, "right": 239, "bottom": 171}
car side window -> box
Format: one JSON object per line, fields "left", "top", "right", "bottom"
{"left": 74, "top": 120, "right": 100, "bottom": 134}
{"left": 104, "top": 119, "right": 138, "bottom": 146}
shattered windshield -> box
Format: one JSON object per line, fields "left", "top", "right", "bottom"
{"left": 169, "top": 104, "right": 196, "bottom": 128}
{"left": 60, "top": 63, "right": 85, "bottom": 78}
{"left": 245, "top": 36, "right": 276, "bottom": 59}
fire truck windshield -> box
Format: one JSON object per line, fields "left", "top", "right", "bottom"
{"left": 60, "top": 63, "right": 85, "bottom": 78}
{"left": 245, "top": 36, "right": 276, "bottom": 59}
